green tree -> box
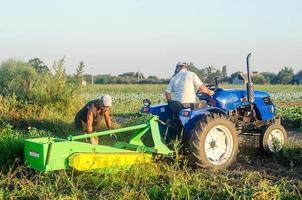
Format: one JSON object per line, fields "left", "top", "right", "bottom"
{"left": 260, "top": 72, "right": 277, "bottom": 84}
{"left": 52, "top": 57, "right": 67, "bottom": 89}
{"left": 119, "top": 72, "right": 136, "bottom": 77}
{"left": 220, "top": 65, "right": 230, "bottom": 83}
{"left": 95, "top": 74, "right": 113, "bottom": 84}
{"left": 277, "top": 67, "right": 294, "bottom": 84}
{"left": 116, "top": 72, "right": 138, "bottom": 83}
{"left": 222, "top": 65, "right": 227, "bottom": 78}
{"left": 252, "top": 74, "right": 266, "bottom": 84}
{"left": 294, "top": 70, "right": 302, "bottom": 83}
{"left": 0, "top": 59, "right": 37, "bottom": 99}
{"left": 47, "top": 57, "right": 82, "bottom": 111}
{"left": 188, "top": 63, "right": 206, "bottom": 82}
{"left": 135, "top": 72, "right": 145, "bottom": 82}
{"left": 75, "top": 61, "right": 85, "bottom": 85}
{"left": 141, "top": 75, "right": 159, "bottom": 84}
{"left": 28, "top": 58, "right": 49, "bottom": 74}
{"left": 203, "top": 66, "right": 222, "bottom": 84}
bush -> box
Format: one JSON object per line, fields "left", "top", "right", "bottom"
{"left": 0, "top": 124, "right": 23, "bottom": 167}
{"left": 0, "top": 58, "right": 83, "bottom": 114}
{"left": 279, "top": 107, "right": 302, "bottom": 129}
{"left": 0, "top": 59, "right": 37, "bottom": 100}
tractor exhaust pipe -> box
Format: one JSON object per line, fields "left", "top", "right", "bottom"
{"left": 246, "top": 53, "right": 254, "bottom": 103}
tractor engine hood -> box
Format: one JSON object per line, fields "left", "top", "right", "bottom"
{"left": 214, "top": 88, "right": 269, "bottom": 110}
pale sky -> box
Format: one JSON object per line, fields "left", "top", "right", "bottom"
{"left": 0, "top": 0, "right": 301, "bottom": 78}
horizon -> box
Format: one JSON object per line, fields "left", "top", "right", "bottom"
{"left": 1, "top": 0, "right": 301, "bottom": 78}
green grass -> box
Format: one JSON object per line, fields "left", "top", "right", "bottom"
{"left": 0, "top": 84, "right": 302, "bottom": 199}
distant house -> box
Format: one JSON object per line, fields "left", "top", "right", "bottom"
{"left": 232, "top": 75, "right": 244, "bottom": 84}
{"left": 232, "top": 73, "right": 248, "bottom": 84}
{"left": 232, "top": 71, "right": 258, "bottom": 84}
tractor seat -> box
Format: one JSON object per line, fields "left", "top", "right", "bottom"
{"left": 182, "top": 101, "right": 208, "bottom": 110}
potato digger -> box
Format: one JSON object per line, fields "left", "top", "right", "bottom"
{"left": 24, "top": 53, "right": 287, "bottom": 172}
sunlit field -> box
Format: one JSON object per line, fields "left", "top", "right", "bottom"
{"left": 0, "top": 84, "right": 301, "bottom": 199}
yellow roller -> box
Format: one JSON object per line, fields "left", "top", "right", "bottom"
{"left": 68, "top": 152, "right": 152, "bottom": 171}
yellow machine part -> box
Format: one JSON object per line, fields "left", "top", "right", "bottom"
{"left": 68, "top": 152, "right": 152, "bottom": 171}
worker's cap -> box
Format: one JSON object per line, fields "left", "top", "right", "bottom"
{"left": 176, "top": 61, "right": 189, "bottom": 68}
{"left": 174, "top": 61, "right": 189, "bottom": 75}
{"left": 100, "top": 94, "right": 112, "bottom": 107}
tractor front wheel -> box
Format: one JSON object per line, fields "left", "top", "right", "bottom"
{"left": 259, "top": 123, "right": 287, "bottom": 154}
{"left": 189, "top": 114, "right": 238, "bottom": 169}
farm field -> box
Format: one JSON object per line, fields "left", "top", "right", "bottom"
{"left": 86, "top": 84, "right": 302, "bottom": 130}
{"left": 86, "top": 84, "right": 302, "bottom": 114}
{"left": 0, "top": 84, "right": 302, "bottom": 199}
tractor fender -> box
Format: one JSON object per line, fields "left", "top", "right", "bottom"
{"left": 181, "top": 107, "right": 226, "bottom": 135}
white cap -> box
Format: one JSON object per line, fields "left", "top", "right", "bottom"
{"left": 176, "top": 61, "right": 189, "bottom": 67}
{"left": 101, "top": 94, "right": 112, "bottom": 107}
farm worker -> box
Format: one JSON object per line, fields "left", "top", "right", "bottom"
{"left": 74, "top": 94, "right": 112, "bottom": 145}
{"left": 165, "top": 61, "right": 214, "bottom": 115}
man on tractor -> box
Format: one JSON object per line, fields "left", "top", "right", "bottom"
{"left": 165, "top": 61, "right": 214, "bottom": 114}
{"left": 74, "top": 94, "right": 112, "bottom": 145}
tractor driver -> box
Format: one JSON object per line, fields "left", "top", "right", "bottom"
{"left": 165, "top": 62, "right": 214, "bottom": 115}
{"left": 74, "top": 95, "right": 112, "bottom": 145}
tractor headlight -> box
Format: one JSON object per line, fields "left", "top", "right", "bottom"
{"left": 271, "top": 105, "right": 275, "bottom": 113}
{"left": 143, "top": 99, "right": 151, "bottom": 107}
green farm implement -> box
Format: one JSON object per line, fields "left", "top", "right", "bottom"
{"left": 24, "top": 116, "right": 172, "bottom": 172}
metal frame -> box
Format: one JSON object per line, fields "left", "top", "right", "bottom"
{"left": 67, "top": 115, "right": 172, "bottom": 155}
{"left": 24, "top": 115, "right": 172, "bottom": 172}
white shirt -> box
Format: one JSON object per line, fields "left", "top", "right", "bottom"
{"left": 166, "top": 69, "right": 203, "bottom": 103}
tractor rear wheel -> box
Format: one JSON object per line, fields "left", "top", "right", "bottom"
{"left": 259, "top": 123, "right": 287, "bottom": 154}
{"left": 189, "top": 114, "right": 238, "bottom": 169}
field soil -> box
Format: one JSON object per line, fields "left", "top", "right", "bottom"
{"left": 234, "top": 130, "right": 302, "bottom": 182}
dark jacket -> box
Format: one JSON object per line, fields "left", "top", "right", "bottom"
{"left": 74, "top": 100, "right": 103, "bottom": 128}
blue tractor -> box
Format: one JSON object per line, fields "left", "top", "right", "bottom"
{"left": 141, "top": 53, "right": 287, "bottom": 168}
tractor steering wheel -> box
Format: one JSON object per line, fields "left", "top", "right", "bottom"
{"left": 205, "top": 84, "right": 218, "bottom": 92}
{"left": 196, "top": 84, "right": 217, "bottom": 98}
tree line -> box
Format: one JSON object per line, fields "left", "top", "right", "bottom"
{"left": 90, "top": 62, "right": 302, "bottom": 85}
{"left": 1, "top": 58, "right": 301, "bottom": 87}
{"left": 87, "top": 73, "right": 170, "bottom": 84}
{"left": 187, "top": 63, "right": 302, "bottom": 85}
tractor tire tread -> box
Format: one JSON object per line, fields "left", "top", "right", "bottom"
{"left": 189, "top": 114, "right": 239, "bottom": 169}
